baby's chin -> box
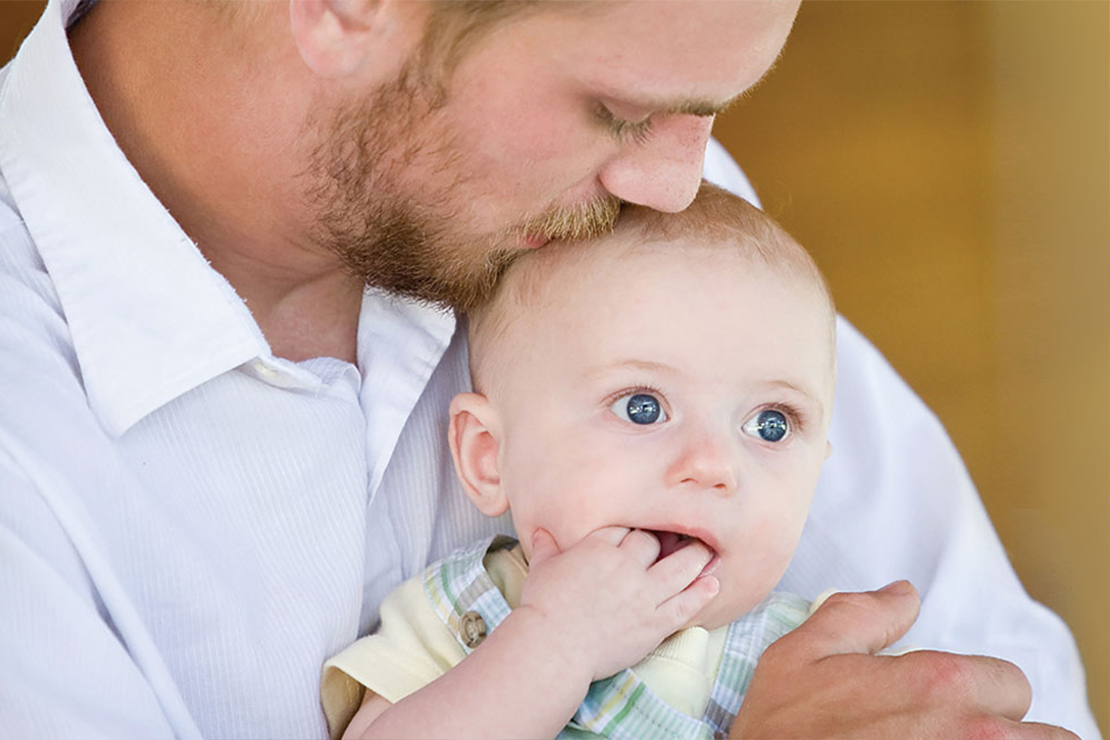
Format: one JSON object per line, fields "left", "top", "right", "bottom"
{"left": 680, "top": 593, "right": 769, "bottom": 633}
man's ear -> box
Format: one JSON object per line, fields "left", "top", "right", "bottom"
{"left": 288, "top": 0, "right": 417, "bottom": 79}
{"left": 448, "top": 393, "right": 509, "bottom": 518}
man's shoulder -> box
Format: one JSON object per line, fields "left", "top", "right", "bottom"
{"left": 0, "top": 196, "right": 78, "bottom": 366}
{"left": 0, "top": 203, "right": 91, "bottom": 470}
{"left": 832, "top": 315, "right": 944, "bottom": 432}
{"left": 0, "top": 170, "right": 22, "bottom": 235}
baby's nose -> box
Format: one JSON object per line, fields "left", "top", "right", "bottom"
{"left": 664, "top": 430, "right": 739, "bottom": 494}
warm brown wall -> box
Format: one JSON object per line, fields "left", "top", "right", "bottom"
{"left": 2, "top": 0, "right": 1106, "bottom": 733}
{"left": 713, "top": 2, "right": 1108, "bottom": 732}
{"left": 0, "top": 1, "right": 39, "bottom": 63}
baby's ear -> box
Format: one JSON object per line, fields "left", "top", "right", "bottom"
{"left": 448, "top": 393, "right": 508, "bottom": 518}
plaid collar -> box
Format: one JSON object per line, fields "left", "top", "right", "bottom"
{"left": 422, "top": 535, "right": 810, "bottom": 740}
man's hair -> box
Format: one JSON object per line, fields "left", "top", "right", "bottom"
{"left": 468, "top": 182, "right": 837, "bottom": 395}
{"left": 417, "top": 2, "right": 606, "bottom": 104}
{"left": 421, "top": 2, "right": 537, "bottom": 71}
{"left": 205, "top": 0, "right": 550, "bottom": 70}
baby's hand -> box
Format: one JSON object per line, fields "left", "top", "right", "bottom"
{"left": 515, "top": 527, "right": 719, "bottom": 682}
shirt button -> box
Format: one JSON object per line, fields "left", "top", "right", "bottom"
{"left": 459, "top": 611, "right": 487, "bottom": 649}
{"left": 251, "top": 360, "right": 278, "bottom": 379}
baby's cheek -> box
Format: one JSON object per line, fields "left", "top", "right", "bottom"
{"left": 750, "top": 483, "right": 809, "bottom": 531}
{"left": 738, "top": 507, "right": 807, "bottom": 578}
{"left": 507, "top": 474, "right": 598, "bottom": 549}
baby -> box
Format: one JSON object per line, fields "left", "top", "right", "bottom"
{"left": 322, "top": 183, "right": 837, "bottom": 740}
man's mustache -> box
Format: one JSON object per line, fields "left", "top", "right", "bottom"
{"left": 520, "top": 195, "right": 622, "bottom": 242}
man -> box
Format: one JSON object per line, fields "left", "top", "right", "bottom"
{"left": 0, "top": 1, "right": 1096, "bottom": 738}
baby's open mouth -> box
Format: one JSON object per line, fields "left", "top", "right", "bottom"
{"left": 650, "top": 530, "right": 720, "bottom": 574}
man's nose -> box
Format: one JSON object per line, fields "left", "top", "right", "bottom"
{"left": 664, "top": 425, "right": 739, "bottom": 495}
{"left": 598, "top": 114, "right": 715, "bottom": 213}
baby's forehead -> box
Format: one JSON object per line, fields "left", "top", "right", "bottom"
{"left": 483, "top": 230, "right": 826, "bottom": 327}
{"left": 469, "top": 230, "right": 835, "bottom": 376}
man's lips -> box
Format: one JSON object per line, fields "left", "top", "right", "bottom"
{"left": 520, "top": 232, "right": 551, "bottom": 249}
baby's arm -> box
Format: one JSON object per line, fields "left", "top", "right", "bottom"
{"left": 343, "top": 527, "right": 718, "bottom": 740}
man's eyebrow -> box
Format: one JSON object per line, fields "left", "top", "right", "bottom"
{"left": 662, "top": 96, "right": 738, "bottom": 117}
{"left": 650, "top": 58, "right": 784, "bottom": 117}
{"left": 616, "top": 95, "right": 738, "bottom": 118}
{"left": 619, "top": 83, "right": 761, "bottom": 118}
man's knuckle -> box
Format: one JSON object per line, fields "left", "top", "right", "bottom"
{"left": 997, "top": 657, "right": 1032, "bottom": 692}
{"left": 818, "top": 589, "right": 885, "bottom": 621}
{"left": 821, "top": 590, "right": 865, "bottom": 610}
{"left": 754, "top": 633, "right": 796, "bottom": 669}
{"left": 963, "top": 713, "right": 1012, "bottom": 740}
{"left": 915, "top": 651, "right": 973, "bottom": 701}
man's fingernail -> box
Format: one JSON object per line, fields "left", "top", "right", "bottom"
{"left": 881, "top": 580, "right": 913, "bottom": 595}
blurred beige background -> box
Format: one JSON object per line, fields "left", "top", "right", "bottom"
{"left": 2, "top": 0, "right": 1106, "bottom": 733}
{"left": 713, "top": 2, "right": 1108, "bottom": 733}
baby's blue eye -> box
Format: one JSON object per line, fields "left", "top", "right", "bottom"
{"left": 742, "top": 409, "right": 791, "bottom": 442}
{"left": 611, "top": 393, "right": 667, "bottom": 425}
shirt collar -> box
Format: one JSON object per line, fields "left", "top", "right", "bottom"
{"left": 0, "top": 0, "right": 272, "bottom": 437}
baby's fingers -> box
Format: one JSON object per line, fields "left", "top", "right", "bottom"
{"left": 618, "top": 529, "right": 662, "bottom": 568}
{"left": 588, "top": 525, "right": 634, "bottom": 548}
{"left": 657, "top": 575, "right": 719, "bottom": 630}
{"left": 647, "top": 539, "right": 714, "bottom": 598}
{"left": 528, "top": 528, "right": 561, "bottom": 568}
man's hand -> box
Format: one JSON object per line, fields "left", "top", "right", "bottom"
{"left": 730, "top": 581, "right": 1080, "bottom": 740}
{"left": 516, "top": 527, "right": 719, "bottom": 682}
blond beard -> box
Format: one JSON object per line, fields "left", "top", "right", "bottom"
{"left": 303, "top": 78, "right": 620, "bottom": 312}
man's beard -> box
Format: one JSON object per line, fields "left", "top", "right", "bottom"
{"left": 303, "top": 78, "right": 620, "bottom": 313}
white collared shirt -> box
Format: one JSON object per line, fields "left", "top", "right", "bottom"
{"left": 0, "top": 1, "right": 1098, "bottom": 738}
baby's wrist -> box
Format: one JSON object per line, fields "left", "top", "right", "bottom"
{"left": 501, "top": 605, "right": 596, "bottom": 690}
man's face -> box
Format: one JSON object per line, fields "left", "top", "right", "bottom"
{"left": 484, "top": 239, "right": 835, "bottom": 630}
{"left": 304, "top": 1, "right": 800, "bottom": 310}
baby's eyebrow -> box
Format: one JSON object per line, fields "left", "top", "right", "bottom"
{"left": 764, "top": 380, "right": 827, "bottom": 423}
{"left": 583, "top": 359, "right": 677, "bottom": 379}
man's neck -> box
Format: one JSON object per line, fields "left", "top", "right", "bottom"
{"left": 67, "top": 0, "right": 362, "bottom": 363}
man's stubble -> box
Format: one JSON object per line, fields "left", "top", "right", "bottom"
{"left": 303, "top": 74, "right": 620, "bottom": 313}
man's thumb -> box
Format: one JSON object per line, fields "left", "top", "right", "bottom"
{"left": 790, "top": 580, "right": 920, "bottom": 660}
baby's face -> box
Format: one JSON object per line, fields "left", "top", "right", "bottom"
{"left": 484, "top": 239, "right": 834, "bottom": 630}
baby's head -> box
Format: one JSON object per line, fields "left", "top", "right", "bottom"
{"left": 448, "top": 183, "right": 836, "bottom": 629}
